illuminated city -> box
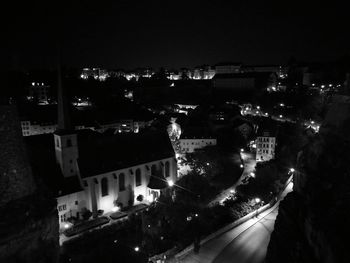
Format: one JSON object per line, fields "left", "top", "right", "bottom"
{"left": 1, "top": 2, "right": 350, "bottom": 263}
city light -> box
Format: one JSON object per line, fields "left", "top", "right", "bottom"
{"left": 250, "top": 172, "right": 255, "bottom": 178}
{"left": 112, "top": 206, "right": 120, "bottom": 212}
{"left": 64, "top": 223, "right": 70, "bottom": 229}
{"left": 240, "top": 148, "right": 244, "bottom": 152}
{"left": 168, "top": 180, "right": 174, "bottom": 187}
{"left": 147, "top": 195, "right": 154, "bottom": 203}
{"left": 134, "top": 247, "right": 140, "bottom": 252}
{"left": 240, "top": 164, "right": 244, "bottom": 168}
{"left": 290, "top": 168, "right": 295, "bottom": 173}
{"left": 230, "top": 189, "right": 236, "bottom": 194}
{"left": 255, "top": 198, "right": 261, "bottom": 204}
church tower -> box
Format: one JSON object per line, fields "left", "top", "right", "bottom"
{"left": 54, "top": 65, "right": 79, "bottom": 178}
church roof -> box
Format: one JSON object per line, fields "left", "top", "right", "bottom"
{"left": 213, "top": 72, "right": 274, "bottom": 80}
{"left": 77, "top": 130, "right": 175, "bottom": 178}
{"left": 25, "top": 130, "right": 175, "bottom": 193}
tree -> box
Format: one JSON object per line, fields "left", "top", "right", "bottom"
{"left": 175, "top": 170, "right": 212, "bottom": 204}
{"left": 237, "top": 161, "right": 280, "bottom": 202}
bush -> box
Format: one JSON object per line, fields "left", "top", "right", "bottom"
{"left": 81, "top": 209, "right": 92, "bottom": 220}
{"left": 136, "top": 195, "right": 144, "bottom": 202}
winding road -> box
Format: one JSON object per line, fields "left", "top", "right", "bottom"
{"left": 180, "top": 182, "right": 293, "bottom": 263}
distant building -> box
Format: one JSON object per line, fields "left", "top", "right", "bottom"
{"left": 179, "top": 128, "right": 217, "bottom": 153}
{"left": 256, "top": 131, "right": 276, "bottom": 162}
{"left": 21, "top": 120, "right": 57, "bottom": 136}
{"left": 242, "top": 65, "right": 288, "bottom": 79}
{"left": 29, "top": 82, "right": 50, "bottom": 104}
{"left": 213, "top": 72, "right": 277, "bottom": 92}
{"left": 80, "top": 68, "right": 109, "bottom": 81}
{"left": 203, "top": 67, "right": 216, "bottom": 79}
{"left": 215, "top": 63, "right": 242, "bottom": 74}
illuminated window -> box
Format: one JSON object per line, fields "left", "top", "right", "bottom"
{"left": 101, "top": 177, "right": 109, "bottom": 196}
{"left": 135, "top": 168, "right": 141, "bottom": 186}
{"left": 119, "top": 173, "right": 125, "bottom": 191}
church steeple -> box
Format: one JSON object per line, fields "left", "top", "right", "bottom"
{"left": 54, "top": 61, "right": 79, "bottom": 178}
{"left": 57, "top": 63, "right": 72, "bottom": 131}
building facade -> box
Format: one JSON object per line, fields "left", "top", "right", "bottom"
{"left": 179, "top": 138, "right": 217, "bottom": 153}
{"left": 57, "top": 154, "right": 177, "bottom": 230}
{"left": 256, "top": 131, "right": 276, "bottom": 162}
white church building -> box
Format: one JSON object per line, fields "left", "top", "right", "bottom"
{"left": 25, "top": 73, "right": 177, "bottom": 231}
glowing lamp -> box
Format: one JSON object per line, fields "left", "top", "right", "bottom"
{"left": 168, "top": 180, "right": 174, "bottom": 187}
{"left": 255, "top": 198, "right": 261, "bottom": 203}
{"left": 112, "top": 206, "right": 120, "bottom": 212}
{"left": 134, "top": 247, "right": 140, "bottom": 252}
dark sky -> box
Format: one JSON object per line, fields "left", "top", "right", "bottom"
{"left": 3, "top": 1, "right": 350, "bottom": 70}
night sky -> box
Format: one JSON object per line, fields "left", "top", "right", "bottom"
{"left": 4, "top": 1, "right": 350, "bottom": 70}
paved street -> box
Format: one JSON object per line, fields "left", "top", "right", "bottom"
{"left": 180, "top": 182, "right": 293, "bottom": 263}
{"left": 208, "top": 152, "right": 256, "bottom": 206}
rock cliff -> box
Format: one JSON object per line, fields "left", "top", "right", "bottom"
{"left": 0, "top": 105, "right": 59, "bottom": 263}
{"left": 266, "top": 95, "right": 350, "bottom": 263}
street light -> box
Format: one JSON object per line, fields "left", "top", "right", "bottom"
{"left": 168, "top": 180, "right": 174, "bottom": 187}
{"left": 254, "top": 198, "right": 261, "bottom": 218}
{"left": 289, "top": 168, "right": 295, "bottom": 173}
{"left": 240, "top": 164, "right": 244, "bottom": 168}
{"left": 250, "top": 172, "right": 255, "bottom": 178}
{"left": 134, "top": 246, "right": 140, "bottom": 252}
{"left": 240, "top": 148, "right": 244, "bottom": 152}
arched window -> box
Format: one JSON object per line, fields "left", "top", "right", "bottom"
{"left": 151, "top": 164, "right": 157, "bottom": 175}
{"left": 165, "top": 161, "right": 170, "bottom": 177}
{"left": 67, "top": 139, "right": 72, "bottom": 147}
{"left": 119, "top": 173, "right": 125, "bottom": 191}
{"left": 101, "top": 177, "right": 109, "bottom": 197}
{"left": 135, "top": 168, "right": 141, "bottom": 186}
